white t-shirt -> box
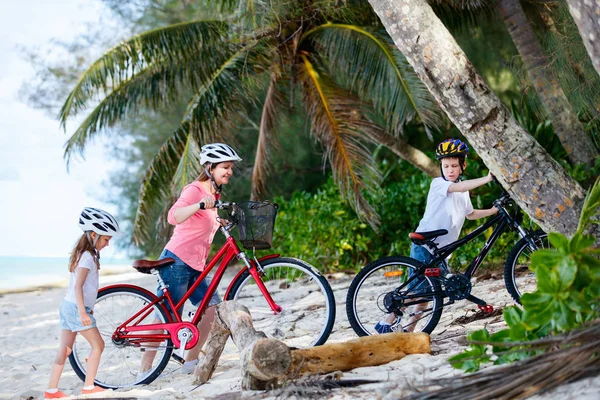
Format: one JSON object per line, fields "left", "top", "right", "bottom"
{"left": 64, "top": 251, "right": 99, "bottom": 310}
{"left": 416, "top": 177, "right": 474, "bottom": 250}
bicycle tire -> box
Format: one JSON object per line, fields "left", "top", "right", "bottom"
{"left": 68, "top": 286, "right": 173, "bottom": 388}
{"left": 504, "top": 230, "right": 549, "bottom": 304}
{"left": 346, "top": 256, "right": 443, "bottom": 336}
{"left": 226, "top": 257, "right": 335, "bottom": 347}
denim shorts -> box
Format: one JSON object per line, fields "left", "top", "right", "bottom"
{"left": 59, "top": 300, "right": 97, "bottom": 332}
{"left": 408, "top": 243, "right": 448, "bottom": 293}
{"left": 157, "top": 249, "right": 221, "bottom": 317}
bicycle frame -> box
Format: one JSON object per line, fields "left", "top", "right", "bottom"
{"left": 395, "top": 193, "right": 536, "bottom": 309}
{"left": 107, "top": 229, "right": 281, "bottom": 351}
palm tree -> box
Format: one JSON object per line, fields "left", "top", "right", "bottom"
{"left": 368, "top": 0, "right": 588, "bottom": 237}
{"left": 59, "top": 0, "right": 444, "bottom": 243}
{"left": 566, "top": 0, "right": 600, "bottom": 76}
{"left": 497, "top": 0, "right": 598, "bottom": 166}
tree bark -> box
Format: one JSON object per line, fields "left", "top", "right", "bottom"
{"left": 566, "top": 0, "right": 600, "bottom": 77}
{"left": 196, "top": 301, "right": 431, "bottom": 390}
{"left": 365, "top": 129, "right": 440, "bottom": 177}
{"left": 498, "top": 0, "right": 598, "bottom": 167}
{"left": 367, "top": 0, "right": 589, "bottom": 238}
{"left": 289, "top": 331, "right": 430, "bottom": 376}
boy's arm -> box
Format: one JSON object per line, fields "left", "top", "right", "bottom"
{"left": 448, "top": 171, "right": 493, "bottom": 193}
{"left": 466, "top": 206, "right": 499, "bottom": 220}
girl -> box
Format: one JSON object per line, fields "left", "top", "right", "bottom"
{"left": 139, "top": 143, "right": 242, "bottom": 379}
{"left": 44, "top": 207, "right": 121, "bottom": 399}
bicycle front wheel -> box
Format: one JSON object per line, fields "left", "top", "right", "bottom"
{"left": 69, "top": 286, "right": 173, "bottom": 389}
{"left": 226, "top": 257, "right": 335, "bottom": 348}
{"left": 504, "top": 230, "right": 549, "bottom": 304}
{"left": 346, "top": 256, "right": 443, "bottom": 336}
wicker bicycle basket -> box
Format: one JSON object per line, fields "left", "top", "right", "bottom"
{"left": 237, "top": 201, "right": 278, "bottom": 250}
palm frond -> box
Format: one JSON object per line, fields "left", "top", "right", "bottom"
{"left": 298, "top": 53, "right": 382, "bottom": 228}
{"left": 133, "top": 122, "right": 201, "bottom": 244}
{"left": 302, "top": 24, "right": 444, "bottom": 139}
{"left": 63, "top": 52, "right": 232, "bottom": 164}
{"left": 182, "top": 40, "right": 272, "bottom": 144}
{"left": 252, "top": 68, "right": 285, "bottom": 200}
{"left": 59, "top": 20, "right": 228, "bottom": 126}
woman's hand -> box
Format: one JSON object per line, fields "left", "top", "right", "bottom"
{"left": 80, "top": 311, "right": 92, "bottom": 326}
{"left": 200, "top": 196, "right": 216, "bottom": 209}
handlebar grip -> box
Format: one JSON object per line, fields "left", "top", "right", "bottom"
{"left": 199, "top": 200, "right": 222, "bottom": 210}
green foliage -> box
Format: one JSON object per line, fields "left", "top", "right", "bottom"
{"left": 267, "top": 155, "right": 522, "bottom": 273}
{"left": 449, "top": 177, "right": 600, "bottom": 372}
{"left": 267, "top": 160, "right": 429, "bottom": 272}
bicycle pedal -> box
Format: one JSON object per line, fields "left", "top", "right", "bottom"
{"left": 424, "top": 268, "right": 441, "bottom": 277}
{"left": 172, "top": 354, "right": 185, "bottom": 364}
{"left": 478, "top": 304, "right": 494, "bottom": 313}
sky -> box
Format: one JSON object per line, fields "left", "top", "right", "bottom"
{"left": 0, "top": 0, "right": 125, "bottom": 258}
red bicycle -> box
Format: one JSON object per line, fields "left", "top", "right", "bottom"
{"left": 68, "top": 201, "right": 336, "bottom": 388}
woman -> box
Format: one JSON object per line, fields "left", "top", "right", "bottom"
{"left": 139, "top": 143, "right": 242, "bottom": 378}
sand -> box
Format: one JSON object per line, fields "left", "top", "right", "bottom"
{"left": 0, "top": 268, "right": 597, "bottom": 400}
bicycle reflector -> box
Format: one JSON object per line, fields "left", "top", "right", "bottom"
{"left": 384, "top": 271, "right": 403, "bottom": 278}
{"left": 424, "top": 268, "right": 441, "bottom": 277}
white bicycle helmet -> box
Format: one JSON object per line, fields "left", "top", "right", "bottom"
{"left": 200, "top": 143, "right": 242, "bottom": 165}
{"left": 79, "top": 207, "right": 122, "bottom": 236}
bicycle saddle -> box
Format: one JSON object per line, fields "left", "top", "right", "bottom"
{"left": 409, "top": 229, "right": 448, "bottom": 245}
{"left": 132, "top": 258, "right": 175, "bottom": 274}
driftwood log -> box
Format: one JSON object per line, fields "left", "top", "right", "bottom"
{"left": 194, "top": 301, "right": 430, "bottom": 389}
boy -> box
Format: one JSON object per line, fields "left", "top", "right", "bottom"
{"left": 375, "top": 138, "right": 498, "bottom": 334}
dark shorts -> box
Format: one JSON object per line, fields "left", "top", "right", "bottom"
{"left": 157, "top": 249, "right": 221, "bottom": 317}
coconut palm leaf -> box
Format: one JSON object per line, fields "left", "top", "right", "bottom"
{"left": 298, "top": 53, "right": 382, "bottom": 227}
{"left": 59, "top": 20, "right": 229, "bottom": 126}
{"left": 133, "top": 122, "right": 196, "bottom": 244}
{"left": 133, "top": 42, "right": 273, "bottom": 240}
{"left": 63, "top": 50, "right": 234, "bottom": 164}
{"left": 251, "top": 67, "right": 285, "bottom": 200}
{"left": 182, "top": 40, "right": 272, "bottom": 143}
{"left": 302, "top": 24, "right": 444, "bottom": 138}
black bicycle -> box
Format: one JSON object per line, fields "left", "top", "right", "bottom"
{"left": 346, "top": 182, "right": 550, "bottom": 335}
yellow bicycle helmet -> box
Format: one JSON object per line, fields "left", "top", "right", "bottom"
{"left": 435, "top": 138, "right": 469, "bottom": 160}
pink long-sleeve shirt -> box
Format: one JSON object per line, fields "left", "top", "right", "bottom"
{"left": 165, "top": 181, "right": 220, "bottom": 271}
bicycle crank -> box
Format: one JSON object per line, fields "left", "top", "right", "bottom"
{"left": 444, "top": 273, "right": 472, "bottom": 301}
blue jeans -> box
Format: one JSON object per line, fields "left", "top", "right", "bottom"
{"left": 408, "top": 243, "right": 448, "bottom": 293}
{"left": 157, "top": 249, "right": 221, "bottom": 317}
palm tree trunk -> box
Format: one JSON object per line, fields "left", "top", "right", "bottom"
{"left": 566, "top": 0, "right": 600, "bottom": 77}
{"left": 498, "top": 0, "right": 598, "bottom": 167}
{"left": 365, "top": 129, "right": 440, "bottom": 177}
{"left": 367, "top": 0, "right": 588, "bottom": 238}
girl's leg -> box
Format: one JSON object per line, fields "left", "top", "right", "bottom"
{"left": 47, "top": 330, "right": 77, "bottom": 389}
{"left": 78, "top": 327, "right": 105, "bottom": 387}
{"left": 185, "top": 305, "right": 216, "bottom": 362}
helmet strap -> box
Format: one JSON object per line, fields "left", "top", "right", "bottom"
{"left": 205, "top": 164, "right": 222, "bottom": 194}
{"left": 85, "top": 232, "right": 101, "bottom": 260}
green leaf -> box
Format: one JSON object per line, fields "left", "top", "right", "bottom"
{"left": 555, "top": 256, "right": 578, "bottom": 290}
{"left": 548, "top": 232, "right": 569, "bottom": 253}
{"left": 502, "top": 306, "right": 523, "bottom": 328}
{"left": 531, "top": 249, "right": 562, "bottom": 270}
{"left": 568, "top": 233, "right": 595, "bottom": 253}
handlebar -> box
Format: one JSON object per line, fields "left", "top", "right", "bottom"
{"left": 198, "top": 200, "right": 235, "bottom": 210}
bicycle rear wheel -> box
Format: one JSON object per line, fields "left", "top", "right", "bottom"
{"left": 504, "top": 230, "right": 549, "bottom": 304}
{"left": 68, "top": 286, "right": 173, "bottom": 388}
{"left": 346, "top": 256, "right": 443, "bottom": 336}
{"left": 226, "top": 257, "right": 335, "bottom": 347}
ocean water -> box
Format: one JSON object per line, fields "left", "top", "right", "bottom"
{"left": 0, "top": 256, "right": 134, "bottom": 292}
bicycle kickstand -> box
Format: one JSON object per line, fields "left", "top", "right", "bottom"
{"left": 466, "top": 294, "right": 494, "bottom": 313}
